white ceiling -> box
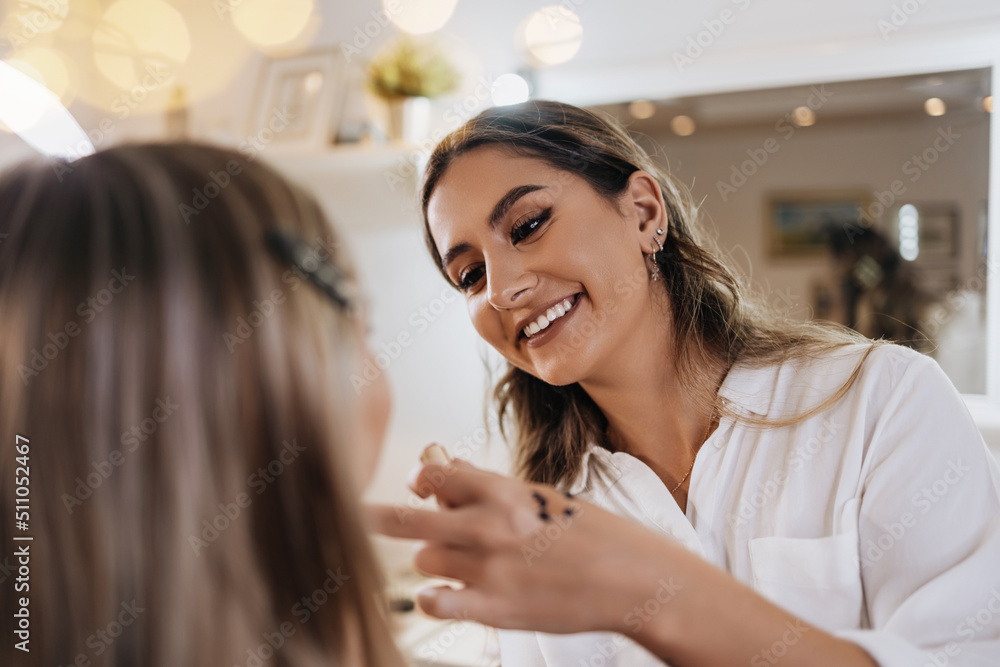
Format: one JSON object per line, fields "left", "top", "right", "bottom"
{"left": 318, "top": 0, "right": 1000, "bottom": 105}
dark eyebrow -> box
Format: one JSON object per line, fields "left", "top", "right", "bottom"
{"left": 440, "top": 184, "right": 548, "bottom": 271}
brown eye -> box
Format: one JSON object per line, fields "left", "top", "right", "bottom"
{"left": 457, "top": 264, "right": 484, "bottom": 291}
{"left": 510, "top": 208, "right": 551, "bottom": 244}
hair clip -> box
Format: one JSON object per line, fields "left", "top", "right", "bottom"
{"left": 265, "top": 229, "right": 354, "bottom": 311}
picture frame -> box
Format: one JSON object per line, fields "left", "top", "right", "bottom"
{"left": 333, "top": 58, "right": 371, "bottom": 144}
{"left": 908, "top": 202, "right": 960, "bottom": 261}
{"left": 248, "top": 49, "right": 348, "bottom": 150}
{"left": 765, "top": 190, "right": 871, "bottom": 257}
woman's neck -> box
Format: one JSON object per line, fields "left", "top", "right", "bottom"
{"left": 579, "top": 336, "right": 726, "bottom": 496}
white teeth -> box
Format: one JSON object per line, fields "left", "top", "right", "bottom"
{"left": 523, "top": 296, "right": 577, "bottom": 339}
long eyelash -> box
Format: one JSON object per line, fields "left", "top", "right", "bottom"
{"left": 457, "top": 265, "right": 484, "bottom": 291}
{"left": 456, "top": 208, "right": 552, "bottom": 291}
{"left": 510, "top": 208, "right": 552, "bottom": 244}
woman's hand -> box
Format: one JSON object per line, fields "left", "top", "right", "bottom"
{"left": 366, "top": 458, "right": 695, "bottom": 638}
{"left": 367, "top": 458, "right": 880, "bottom": 667}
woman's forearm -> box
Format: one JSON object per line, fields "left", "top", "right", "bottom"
{"left": 623, "top": 549, "right": 878, "bottom": 666}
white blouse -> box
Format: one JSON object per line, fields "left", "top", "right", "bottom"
{"left": 499, "top": 344, "right": 1000, "bottom": 666}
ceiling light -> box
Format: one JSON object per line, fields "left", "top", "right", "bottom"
{"left": 385, "top": 0, "right": 457, "bottom": 35}
{"left": 492, "top": 73, "right": 530, "bottom": 106}
{"left": 628, "top": 100, "right": 656, "bottom": 120}
{"left": 792, "top": 106, "right": 815, "bottom": 127}
{"left": 924, "top": 97, "right": 946, "bottom": 117}
{"left": 670, "top": 115, "right": 695, "bottom": 136}
{"left": 519, "top": 6, "right": 583, "bottom": 66}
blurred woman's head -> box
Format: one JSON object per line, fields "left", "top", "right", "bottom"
{"left": 0, "top": 143, "right": 398, "bottom": 665}
{"left": 419, "top": 100, "right": 867, "bottom": 486}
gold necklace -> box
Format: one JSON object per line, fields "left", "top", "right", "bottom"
{"left": 670, "top": 414, "right": 715, "bottom": 494}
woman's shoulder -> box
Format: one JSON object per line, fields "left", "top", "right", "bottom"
{"left": 721, "top": 342, "right": 943, "bottom": 421}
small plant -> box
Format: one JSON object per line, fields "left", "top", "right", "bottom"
{"left": 366, "top": 36, "right": 459, "bottom": 99}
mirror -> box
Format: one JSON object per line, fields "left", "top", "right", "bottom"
{"left": 594, "top": 67, "right": 992, "bottom": 395}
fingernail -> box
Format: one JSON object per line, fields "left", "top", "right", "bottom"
{"left": 416, "top": 586, "right": 438, "bottom": 606}
{"left": 420, "top": 443, "right": 451, "bottom": 465}
{"left": 407, "top": 464, "right": 424, "bottom": 491}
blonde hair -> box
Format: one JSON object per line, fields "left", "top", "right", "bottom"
{"left": 0, "top": 143, "right": 402, "bottom": 666}
{"left": 420, "top": 100, "right": 878, "bottom": 488}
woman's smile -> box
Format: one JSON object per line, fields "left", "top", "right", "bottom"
{"left": 518, "top": 292, "right": 581, "bottom": 344}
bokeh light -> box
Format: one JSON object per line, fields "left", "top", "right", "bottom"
{"left": 385, "top": 0, "right": 458, "bottom": 35}
{"left": 232, "top": 0, "right": 315, "bottom": 49}
{"left": 0, "top": 0, "right": 69, "bottom": 40}
{"left": 5, "top": 47, "right": 75, "bottom": 105}
{"left": 670, "top": 115, "right": 696, "bottom": 136}
{"left": 628, "top": 100, "right": 656, "bottom": 120}
{"left": 519, "top": 6, "right": 583, "bottom": 66}
{"left": 92, "top": 0, "right": 191, "bottom": 91}
{"left": 492, "top": 73, "right": 530, "bottom": 106}
{"left": 0, "top": 59, "right": 54, "bottom": 132}
{"left": 792, "top": 106, "right": 815, "bottom": 127}
{"left": 924, "top": 97, "right": 946, "bottom": 117}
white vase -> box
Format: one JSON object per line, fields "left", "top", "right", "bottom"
{"left": 386, "top": 96, "right": 431, "bottom": 145}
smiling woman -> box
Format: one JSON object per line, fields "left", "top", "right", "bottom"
{"left": 368, "top": 100, "right": 1000, "bottom": 667}
{"left": 420, "top": 101, "right": 880, "bottom": 490}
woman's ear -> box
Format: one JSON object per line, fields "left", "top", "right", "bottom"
{"left": 625, "top": 170, "right": 668, "bottom": 247}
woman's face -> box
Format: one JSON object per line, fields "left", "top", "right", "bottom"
{"left": 426, "top": 146, "right": 667, "bottom": 386}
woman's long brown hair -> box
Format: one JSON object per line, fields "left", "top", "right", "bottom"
{"left": 0, "top": 143, "right": 402, "bottom": 665}
{"left": 420, "top": 100, "right": 878, "bottom": 488}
